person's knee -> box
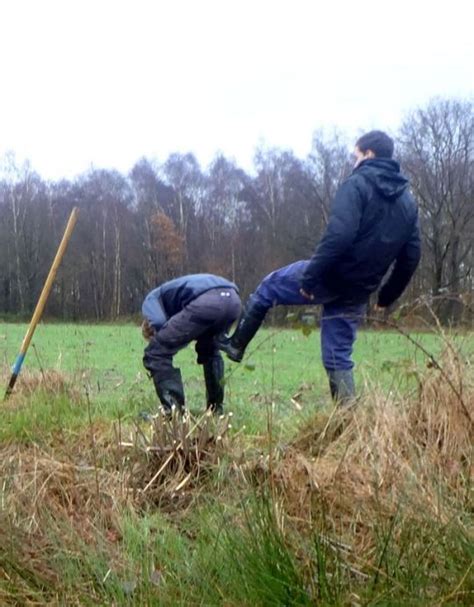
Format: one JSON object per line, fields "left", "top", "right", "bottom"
{"left": 143, "top": 342, "right": 174, "bottom": 375}
{"left": 143, "top": 355, "right": 172, "bottom": 376}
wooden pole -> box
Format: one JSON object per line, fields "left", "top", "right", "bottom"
{"left": 4, "top": 207, "right": 79, "bottom": 400}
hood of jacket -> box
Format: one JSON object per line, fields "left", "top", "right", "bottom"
{"left": 355, "top": 158, "right": 408, "bottom": 200}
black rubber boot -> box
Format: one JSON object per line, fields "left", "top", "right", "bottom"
{"left": 327, "top": 369, "right": 356, "bottom": 407}
{"left": 203, "top": 356, "right": 225, "bottom": 415}
{"left": 153, "top": 368, "right": 185, "bottom": 415}
{"left": 217, "top": 298, "right": 267, "bottom": 363}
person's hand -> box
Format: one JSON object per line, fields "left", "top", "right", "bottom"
{"left": 300, "top": 288, "right": 314, "bottom": 301}
{"left": 141, "top": 319, "right": 155, "bottom": 341}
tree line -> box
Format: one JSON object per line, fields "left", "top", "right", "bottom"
{"left": 0, "top": 98, "right": 473, "bottom": 325}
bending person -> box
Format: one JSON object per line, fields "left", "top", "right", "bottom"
{"left": 142, "top": 274, "right": 241, "bottom": 415}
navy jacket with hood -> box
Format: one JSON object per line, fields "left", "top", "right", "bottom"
{"left": 301, "top": 158, "right": 421, "bottom": 307}
{"left": 142, "top": 274, "right": 239, "bottom": 329}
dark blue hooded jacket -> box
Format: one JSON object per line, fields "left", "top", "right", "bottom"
{"left": 142, "top": 274, "right": 238, "bottom": 329}
{"left": 301, "top": 158, "right": 421, "bottom": 307}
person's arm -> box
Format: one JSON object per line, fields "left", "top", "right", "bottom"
{"left": 301, "top": 177, "right": 365, "bottom": 293}
{"left": 377, "top": 217, "right": 421, "bottom": 308}
{"left": 141, "top": 287, "right": 168, "bottom": 330}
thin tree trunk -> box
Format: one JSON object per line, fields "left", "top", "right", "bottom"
{"left": 11, "top": 192, "right": 25, "bottom": 312}
{"left": 112, "top": 211, "right": 121, "bottom": 319}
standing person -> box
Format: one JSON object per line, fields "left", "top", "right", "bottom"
{"left": 220, "top": 131, "right": 421, "bottom": 405}
{"left": 142, "top": 274, "right": 241, "bottom": 415}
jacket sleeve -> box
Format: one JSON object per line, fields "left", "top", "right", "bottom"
{"left": 377, "top": 216, "right": 421, "bottom": 308}
{"left": 141, "top": 287, "right": 168, "bottom": 329}
{"left": 301, "top": 177, "right": 364, "bottom": 292}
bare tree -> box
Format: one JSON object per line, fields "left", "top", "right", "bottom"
{"left": 0, "top": 97, "right": 472, "bottom": 325}
{"left": 399, "top": 98, "right": 474, "bottom": 321}
{"left": 162, "top": 153, "right": 203, "bottom": 269}
{"left": 200, "top": 155, "right": 249, "bottom": 281}
{"left": 308, "top": 130, "right": 351, "bottom": 227}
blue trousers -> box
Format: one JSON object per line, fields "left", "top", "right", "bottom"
{"left": 252, "top": 277, "right": 366, "bottom": 371}
{"left": 320, "top": 301, "right": 366, "bottom": 371}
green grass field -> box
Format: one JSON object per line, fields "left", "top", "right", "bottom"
{"left": 0, "top": 322, "right": 467, "bottom": 431}
{"left": 0, "top": 322, "right": 472, "bottom": 605}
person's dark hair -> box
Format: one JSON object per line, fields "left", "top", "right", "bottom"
{"left": 356, "top": 130, "right": 394, "bottom": 158}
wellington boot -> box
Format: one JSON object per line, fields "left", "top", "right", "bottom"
{"left": 204, "top": 356, "right": 225, "bottom": 415}
{"left": 153, "top": 368, "right": 185, "bottom": 415}
{"left": 327, "top": 369, "right": 356, "bottom": 407}
{"left": 217, "top": 299, "right": 266, "bottom": 362}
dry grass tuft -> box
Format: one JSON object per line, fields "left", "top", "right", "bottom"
{"left": 0, "top": 425, "right": 129, "bottom": 602}
{"left": 120, "top": 410, "right": 234, "bottom": 510}
{"left": 1, "top": 368, "right": 81, "bottom": 403}
{"left": 0, "top": 441, "right": 124, "bottom": 540}
{"left": 261, "top": 347, "right": 473, "bottom": 549}
{"left": 0, "top": 405, "right": 236, "bottom": 538}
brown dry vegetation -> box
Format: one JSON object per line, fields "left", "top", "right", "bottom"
{"left": 122, "top": 410, "right": 236, "bottom": 511}
{"left": 267, "top": 350, "right": 472, "bottom": 548}
{"left": 0, "top": 347, "right": 472, "bottom": 603}
{"left": 1, "top": 368, "right": 81, "bottom": 404}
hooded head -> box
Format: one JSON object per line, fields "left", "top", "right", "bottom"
{"left": 353, "top": 130, "right": 407, "bottom": 199}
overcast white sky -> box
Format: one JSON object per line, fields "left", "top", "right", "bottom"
{"left": 0, "top": 0, "right": 472, "bottom": 180}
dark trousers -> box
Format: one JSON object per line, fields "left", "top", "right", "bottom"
{"left": 143, "top": 288, "right": 241, "bottom": 378}
{"left": 320, "top": 301, "right": 366, "bottom": 371}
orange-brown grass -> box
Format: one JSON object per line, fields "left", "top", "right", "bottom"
{"left": 267, "top": 348, "right": 473, "bottom": 555}
{"left": 121, "top": 410, "right": 235, "bottom": 511}
{"left": 0, "top": 441, "right": 123, "bottom": 538}
{"left": 0, "top": 404, "right": 236, "bottom": 544}
{"left": 1, "top": 368, "right": 81, "bottom": 404}
{"left": 0, "top": 423, "right": 128, "bottom": 604}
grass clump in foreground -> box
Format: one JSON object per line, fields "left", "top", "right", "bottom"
{"left": 0, "top": 334, "right": 472, "bottom": 605}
